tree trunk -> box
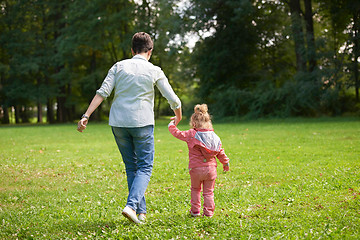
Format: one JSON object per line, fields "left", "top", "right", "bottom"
{"left": 353, "top": 10, "right": 360, "bottom": 102}
{"left": 20, "top": 105, "right": 30, "bottom": 123}
{"left": 66, "top": 83, "right": 73, "bottom": 121}
{"left": 54, "top": 2, "right": 68, "bottom": 122}
{"left": 37, "top": 102, "right": 43, "bottom": 123}
{"left": 289, "top": 0, "right": 307, "bottom": 72}
{"left": 14, "top": 105, "right": 20, "bottom": 124}
{"left": 2, "top": 106, "right": 10, "bottom": 124}
{"left": 304, "top": 0, "right": 316, "bottom": 72}
{"left": 47, "top": 98, "right": 55, "bottom": 123}
{"left": 57, "top": 93, "right": 66, "bottom": 123}
{"left": 90, "top": 51, "right": 100, "bottom": 121}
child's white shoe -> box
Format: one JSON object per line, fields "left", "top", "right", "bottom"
{"left": 190, "top": 210, "right": 200, "bottom": 217}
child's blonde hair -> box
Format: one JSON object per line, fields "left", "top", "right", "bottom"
{"left": 190, "top": 104, "right": 213, "bottom": 129}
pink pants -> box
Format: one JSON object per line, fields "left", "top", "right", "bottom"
{"left": 189, "top": 166, "right": 217, "bottom": 217}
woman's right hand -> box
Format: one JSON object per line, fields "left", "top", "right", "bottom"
{"left": 172, "top": 108, "right": 182, "bottom": 126}
{"left": 170, "top": 116, "right": 181, "bottom": 126}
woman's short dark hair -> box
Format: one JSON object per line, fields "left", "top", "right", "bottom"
{"left": 132, "top": 32, "right": 153, "bottom": 54}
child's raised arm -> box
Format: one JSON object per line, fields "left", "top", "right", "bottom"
{"left": 168, "top": 121, "right": 192, "bottom": 142}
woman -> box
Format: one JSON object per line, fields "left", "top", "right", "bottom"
{"left": 77, "top": 32, "right": 182, "bottom": 224}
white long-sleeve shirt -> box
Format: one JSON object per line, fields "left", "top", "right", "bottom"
{"left": 96, "top": 54, "right": 181, "bottom": 127}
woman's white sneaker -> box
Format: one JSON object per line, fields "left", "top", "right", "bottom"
{"left": 138, "top": 213, "right": 146, "bottom": 222}
{"left": 122, "top": 206, "right": 141, "bottom": 224}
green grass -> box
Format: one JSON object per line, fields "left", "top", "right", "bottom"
{"left": 0, "top": 117, "right": 359, "bottom": 239}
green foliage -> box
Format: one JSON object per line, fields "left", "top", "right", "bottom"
{"left": 1, "top": 0, "right": 360, "bottom": 124}
{"left": 0, "top": 118, "right": 359, "bottom": 238}
{"left": 0, "top": 0, "right": 186, "bottom": 123}
{"left": 182, "top": 0, "right": 360, "bottom": 118}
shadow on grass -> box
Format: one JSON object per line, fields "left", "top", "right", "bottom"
{"left": 45, "top": 218, "right": 141, "bottom": 238}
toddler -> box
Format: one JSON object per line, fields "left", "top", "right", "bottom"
{"left": 168, "top": 104, "right": 230, "bottom": 217}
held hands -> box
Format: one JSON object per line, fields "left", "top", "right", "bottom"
{"left": 77, "top": 118, "right": 88, "bottom": 132}
{"left": 170, "top": 116, "right": 181, "bottom": 126}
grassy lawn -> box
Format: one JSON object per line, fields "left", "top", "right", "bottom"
{"left": 0, "top": 117, "right": 359, "bottom": 239}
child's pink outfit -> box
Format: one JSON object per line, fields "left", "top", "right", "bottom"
{"left": 168, "top": 122, "right": 230, "bottom": 217}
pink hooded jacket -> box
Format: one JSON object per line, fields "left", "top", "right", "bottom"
{"left": 168, "top": 122, "right": 230, "bottom": 169}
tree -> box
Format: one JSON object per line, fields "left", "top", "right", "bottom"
{"left": 183, "top": 0, "right": 262, "bottom": 116}
{"left": 349, "top": 2, "right": 360, "bottom": 101}
{"left": 181, "top": 0, "right": 359, "bottom": 117}
{"left": 304, "top": 0, "right": 317, "bottom": 72}
{"left": 1, "top": 0, "right": 41, "bottom": 123}
{"left": 1, "top": 0, "right": 359, "bottom": 124}
{"left": 56, "top": 0, "right": 132, "bottom": 121}
{"left": 287, "top": 0, "right": 307, "bottom": 72}
{"left": 319, "top": 0, "right": 360, "bottom": 104}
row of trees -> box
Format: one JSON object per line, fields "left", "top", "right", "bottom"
{"left": 0, "top": 0, "right": 186, "bottom": 124}
{"left": 186, "top": 0, "right": 360, "bottom": 117}
{"left": 1, "top": 0, "right": 359, "bottom": 124}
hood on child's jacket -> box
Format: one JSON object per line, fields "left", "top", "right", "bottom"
{"left": 190, "top": 130, "right": 222, "bottom": 159}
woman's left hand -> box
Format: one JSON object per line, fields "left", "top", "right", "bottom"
{"left": 77, "top": 118, "right": 88, "bottom": 132}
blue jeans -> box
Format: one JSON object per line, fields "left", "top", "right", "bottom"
{"left": 112, "top": 125, "right": 154, "bottom": 214}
